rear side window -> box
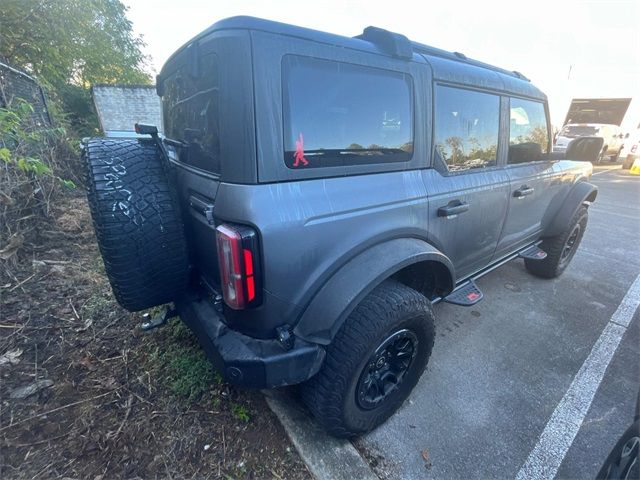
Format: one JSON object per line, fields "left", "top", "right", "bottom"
{"left": 509, "top": 98, "right": 549, "bottom": 164}
{"left": 163, "top": 52, "right": 220, "bottom": 173}
{"left": 434, "top": 86, "right": 500, "bottom": 172}
{"left": 282, "top": 56, "right": 413, "bottom": 169}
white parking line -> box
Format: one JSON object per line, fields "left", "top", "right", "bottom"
{"left": 592, "top": 166, "right": 622, "bottom": 176}
{"left": 515, "top": 273, "right": 640, "bottom": 480}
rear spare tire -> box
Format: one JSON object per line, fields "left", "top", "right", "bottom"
{"left": 83, "top": 138, "right": 189, "bottom": 311}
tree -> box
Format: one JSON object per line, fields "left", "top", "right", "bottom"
{"left": 0, "top": 0, "right": 150, "bottom": 90}
{"left": 445, "top": 136, "right": 464, "bottom": 165}
{"left": 1, "top": 0, "right": 151, "bottom": 136}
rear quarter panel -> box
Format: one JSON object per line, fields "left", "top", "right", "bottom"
{"left": 214, "top": 171, "right": 429, "bottom": 336}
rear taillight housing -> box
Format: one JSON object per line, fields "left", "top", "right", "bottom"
{"left": 215, "top": 224, "right": 262, "bottom": 310}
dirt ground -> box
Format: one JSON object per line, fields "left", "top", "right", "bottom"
{"left": 0, "top": 193, "right": 311, "bottom": 479}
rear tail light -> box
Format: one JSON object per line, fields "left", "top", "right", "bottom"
{"left": 215, "top": 224, "right": 262, "bottom": 309}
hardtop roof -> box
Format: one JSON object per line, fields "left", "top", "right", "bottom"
{"left": 161, "top": 16, "right": 546, "bottom": 101}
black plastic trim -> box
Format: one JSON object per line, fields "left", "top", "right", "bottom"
{"left": 176, "top": 293, "right": 325, "bottom": 388}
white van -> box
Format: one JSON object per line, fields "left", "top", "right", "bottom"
{"left": 554, "top": 123, "right": 624, "bottom": 163}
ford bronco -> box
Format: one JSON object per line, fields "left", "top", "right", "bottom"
{"left": 83, "top": 17, "right": 600, "bottom": 438}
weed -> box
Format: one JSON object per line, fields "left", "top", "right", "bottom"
{"left": 88, "top": 254, "right": 106, "bottom": 275}
{"left": 231, "top": 403, "right": 250, "bottom": 423}
{"left": 167, "top": 316, "right": 193, "bottom": 341}
{"left": 81, "top": 292, "right": 113, "bottom": 320}
{"left": 166, "top": 346, "right": 213, "bottom": 400}
{"left": 146, "top": 318, "right": 215, "bottom": 401}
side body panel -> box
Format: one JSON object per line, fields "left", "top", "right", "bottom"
{"left": 420, "top": 57, "right": 516, "bottom": 280}
{"left": 215, "top": 170, "right": 431, "bottom": 338}
{"left": 496, "top": 160, "right": 563, "bottom": 257}
{"left": 422, "top": 168, "right": 510, "bottom": 279}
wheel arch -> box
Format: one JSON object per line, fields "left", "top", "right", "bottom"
{"left": 544, "top": 181, "right": 597, "bottom": 238}
{"left": 293, "top": 238, "right": 455, "bottom": 345}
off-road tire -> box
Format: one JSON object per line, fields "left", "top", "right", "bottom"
{"left": 525, "top": 205, "right": 588, "bottom": 279}
{"left": 301, "top": 279, "right": 435, "bottom": 438}
{"left": 84, "top": 138, "right": 189, "bottom": 311}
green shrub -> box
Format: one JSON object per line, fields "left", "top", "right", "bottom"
{"left": 0, "top": 99, "right": 78, "bottom": 259}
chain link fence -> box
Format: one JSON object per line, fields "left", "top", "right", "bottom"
{"left": 0, "top": 61, "right": 51, "bottom": 126}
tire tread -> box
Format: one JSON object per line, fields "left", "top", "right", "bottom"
{"left": 84, "top": 138, "right": 189, "bottom": 311}
{"left": 301, "top": 279, "right": 435, "bottom": 438}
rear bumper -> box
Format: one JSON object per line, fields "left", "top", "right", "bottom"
{"left": 175, "top": 295, "right": 325, "bottom": 388}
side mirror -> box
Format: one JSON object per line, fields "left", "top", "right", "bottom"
{"left": 565, "top": 137, "right": 604, "bottom": 163}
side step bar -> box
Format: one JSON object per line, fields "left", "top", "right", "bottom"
{"left": 443, "top": 280, "right": 483, "bottom": 306}
{"left": 437, "top": 243, "right": 548, "bottom": 307}
{"left": 518, "top": 244, "right": 547, "bottom": 261}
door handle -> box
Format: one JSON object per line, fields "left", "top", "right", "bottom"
{"left": 514, "top": 186, "right": 535, "bottom": 198}
{"left": 438, "top": 201, "right": 469, "bottom": 217}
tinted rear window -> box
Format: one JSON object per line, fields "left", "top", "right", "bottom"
{"left": 163, "top": 52, "right": 220, "bottom": 173}
{"left": 434, "top": 85, "right": 500, "bottom": 172}
{"left": 282, "top": 56, "right": 413, "bottom": 169}
{"left": 508, "top": 98, "right": 549, "bottom": 164}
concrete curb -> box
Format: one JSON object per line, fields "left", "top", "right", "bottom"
{"left": 264, "top": 390, "right": 378, "bottom": 480}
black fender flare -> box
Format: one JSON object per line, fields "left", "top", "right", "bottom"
{"left": 293, "top": 238, "right": 455, "bottom": 345}
{"left": 544, "top": 181, "right": 597, "bottom": 237}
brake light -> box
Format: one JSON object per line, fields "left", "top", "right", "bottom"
{"left": 215, "top": 224, "right": 261, "bottom": 309}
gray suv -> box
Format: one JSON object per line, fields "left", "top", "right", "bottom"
{"left": 83, "top": 17, "right": 599, "bottom": 438}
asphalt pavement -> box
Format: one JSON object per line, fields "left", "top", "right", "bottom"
{"left": 357, "top": 165, "right": 640, "bottom": 479}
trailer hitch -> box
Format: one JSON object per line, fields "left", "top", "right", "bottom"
{"left": 140, "top": 306, "right": 178, "bottom": 331}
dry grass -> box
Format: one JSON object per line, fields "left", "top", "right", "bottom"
{"left": 0, "top": 193, "right": 310, "bottom": 479}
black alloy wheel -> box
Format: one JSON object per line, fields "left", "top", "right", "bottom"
{"left": 356, "top": 329, "right": 418, "bottom": 410}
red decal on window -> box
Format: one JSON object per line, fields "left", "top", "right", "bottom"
{"left": 293, "top": 133, "right": 309, "bottom": 167}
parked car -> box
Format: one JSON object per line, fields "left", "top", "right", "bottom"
{"left": 82, "top": 16, "right": 598, "bottom": 438}
{"left": 597, "top": 388, "right": 640, "bottom": 479}
{"left": 554, "top": 123, "right": 624, "bottom": 163}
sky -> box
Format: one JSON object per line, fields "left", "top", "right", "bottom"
{"left": 123, "top": 0, "right": 640, "bottom": 130}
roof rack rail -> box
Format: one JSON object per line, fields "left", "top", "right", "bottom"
{"left": 355, "top": 26, "right": 413, "bottom": 60}
{"left": 512, "top": 70, "right": 530, "bottom": 81}
{"left": 355, "top": 25, "right": 531, "bottom": 82}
